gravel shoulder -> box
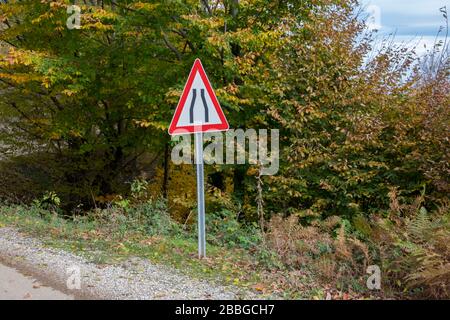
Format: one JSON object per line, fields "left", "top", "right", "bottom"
{"left": 0, "top": 227, "right": 256, "bottom": 300}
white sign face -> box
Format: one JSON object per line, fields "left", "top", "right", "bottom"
{"left": 168, "top": 59, "right": 229, "bottom": 135}
{"left": 175, "top": 72, "right": 223, "bottom": 126}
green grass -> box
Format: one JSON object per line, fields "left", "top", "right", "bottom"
{"left": 1, "top": 203, "right": 388, "bottom": 299}
{"left": 0, "top": 204, "right": 279, "bottom": 298}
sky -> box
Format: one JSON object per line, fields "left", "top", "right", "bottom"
{"left": 361, "top": 0, "right": 449, "bottom": 55}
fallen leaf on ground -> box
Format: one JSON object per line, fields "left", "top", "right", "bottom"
{"left": 253, "top": 284, "right": 265, "bottom": 292}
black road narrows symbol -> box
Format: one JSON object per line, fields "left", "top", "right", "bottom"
{"left": 200, "top": 89, "right": 209, "bottom": 123}
{"left": 189, "top": 89, "right": 197, "bottom": 124}
{"left": 189, "top": 89, "right": 209, "bottom": 124}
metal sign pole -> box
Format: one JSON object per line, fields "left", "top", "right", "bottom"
{"left": 194, "top": 131, "right": 206, "bottom": 258}
{"left": 168, "top": 59, "right": 229, "bottom": 259}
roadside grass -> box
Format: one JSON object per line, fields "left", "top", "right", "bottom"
{"left": 0, "top": 202, "right": 390, "bottom": 299}
{"left": 0, "top": 204, "right": 296, "bottom": 298}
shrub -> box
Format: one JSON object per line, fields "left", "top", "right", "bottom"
{"left": 130, "top": 198, "right": 181, "bottom": 236}
{"left": 206, "top": 209, "right": 262, "bottom": 249}
{"left": 264, "top": 215, "right": 370, "bottom": 291}
{"left": 78, "top": 198, "right": 182, "bottom": 239}
{"left": 370, "top": 190, "right": 450, "bottom": 299}
{"left": 33, "top": 191, "right": 61, "bottom": 211}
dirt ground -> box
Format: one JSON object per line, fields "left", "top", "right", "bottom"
{"left": 0, "top": 263, "right": 74, "bottom": 300}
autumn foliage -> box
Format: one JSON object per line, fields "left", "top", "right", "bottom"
{"left": 0, "top": 0, "right": 449, "bottom": 298}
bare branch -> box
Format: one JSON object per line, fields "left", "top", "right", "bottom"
{"left": 161, "top": 29, "right": 182, "bottom": 61}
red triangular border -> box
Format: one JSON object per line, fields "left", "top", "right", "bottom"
{"left": 168, "top": 59, "right": 229, "bottom": 135}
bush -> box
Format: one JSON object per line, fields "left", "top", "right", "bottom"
{"left": 127, "top": 198, "right": 182, "bottom": 236}
{"left": 370, "top": 191, "right": 450, "bottom": 299}
{"left": 68, "top": 198, "right": 183, "bottom": 240}
{"left": 206, "top": 209, "right": 262, "bottom": 249}
{"left": 264, "top": 215, "right": 370, "bottom": 291}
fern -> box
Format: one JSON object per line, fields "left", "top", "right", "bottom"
{"left": 375, "top": 200, "right": 450, "bottom": 298}
{"left": 407, "top": 207, "right": 430, "bottom": 242}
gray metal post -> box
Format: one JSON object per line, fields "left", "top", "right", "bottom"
{"left": 194, "top": 132, "right": 206, "bottom": 258}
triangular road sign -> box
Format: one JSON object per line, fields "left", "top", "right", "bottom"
{"left": 168, "top": 59, "right": 229, "bottom": 135}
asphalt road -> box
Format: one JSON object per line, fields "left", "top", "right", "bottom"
{"left": 0, "top": 263, "right": 73, "bottom": 300}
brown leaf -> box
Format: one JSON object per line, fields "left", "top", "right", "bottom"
{"left": 253, "top": 283, "right": 265, "bottom": 292}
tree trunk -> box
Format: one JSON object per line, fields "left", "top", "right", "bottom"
{"left": 233, "top": 166, "right": 246, "bottom": 202}
{"left": 162, "top": 141, "right": 170, "bottom": 199}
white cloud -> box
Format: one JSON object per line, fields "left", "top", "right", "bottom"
{"left": 361, "top": 0, "right": 448, "bottom": 36}
{"left": 363, "top": 0, "right": 447, "bottom": 16}
{"left": 361, "top": 0, "right": 448, "bottom": 56}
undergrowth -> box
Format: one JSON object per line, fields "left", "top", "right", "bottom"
{"left": 1, "top": 192, "right": 448, "bottom": 299}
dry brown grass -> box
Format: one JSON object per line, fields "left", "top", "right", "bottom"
{"left": 374, "top": 189, "right": 450, "bottom": 299}
{"left": 264, "top": 215, "right": 371, "bottom": 292}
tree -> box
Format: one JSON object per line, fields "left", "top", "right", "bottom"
{"left": 1, "top": 0, "right": 447, "bottom": 219}
{"left": 0, "top": 0, "right": 337, "bottom": 212}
